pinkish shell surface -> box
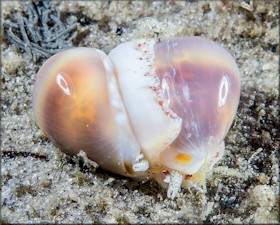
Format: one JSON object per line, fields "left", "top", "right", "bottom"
{"left": 32, "top": 37, "right": 241, "bottom": 198}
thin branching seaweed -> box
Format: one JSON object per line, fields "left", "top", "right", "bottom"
{"left": 4, "top": 1, "right": 77, "bottom": 62}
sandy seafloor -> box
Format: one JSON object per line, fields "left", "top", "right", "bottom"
{"left": 1, "top": 0, "right": 279, "bottom": 224}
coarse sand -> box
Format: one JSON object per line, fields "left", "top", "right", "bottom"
{"left": 1, "top": 1, "right": 279, "bottom": 224}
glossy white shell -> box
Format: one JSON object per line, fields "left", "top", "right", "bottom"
{"left": 32, "top": 37, "right": 241, "bottom": 198}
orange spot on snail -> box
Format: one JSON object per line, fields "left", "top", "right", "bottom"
{"left": 175, "top": 153, "right": 192, "bottom": 164}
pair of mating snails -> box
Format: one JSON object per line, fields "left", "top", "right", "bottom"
{"left": 32, "top": 36, "right": 240, "bottom": 199}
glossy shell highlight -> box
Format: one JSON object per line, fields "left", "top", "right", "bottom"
{"left": 32, "top": 36, "right": 241, "bottom": 198}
